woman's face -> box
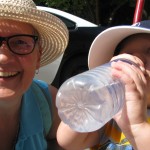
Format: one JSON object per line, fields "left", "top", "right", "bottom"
{"left": 0, "top": 19, "right": 41, "bottom": 100}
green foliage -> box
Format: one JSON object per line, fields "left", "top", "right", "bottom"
{"left": 35, "top": 0, "right": 149, "bottom": 26}
{"left": 45, "top": 0, "right": 95, "bottom": 17}
{"left": 34, "top": 0, "right": 46, "bottom": 5}
{"left": 35, "top": 0, "right": 96, "bottom": 23}
{"left": 45, "top": 0, "right": 73, "bottom": 12}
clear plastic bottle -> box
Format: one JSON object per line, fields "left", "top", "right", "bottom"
{"left": 56, "top": 59, "right": 136, "bottom": 132}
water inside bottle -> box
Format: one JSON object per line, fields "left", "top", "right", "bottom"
{"left": 56, "top": 65, "right": 125, "bottom": 132}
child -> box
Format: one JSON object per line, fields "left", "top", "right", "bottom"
{"left": 57, "top": 20, "right": 150, "bottom": 150}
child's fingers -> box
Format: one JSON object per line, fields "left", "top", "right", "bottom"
{"left": 111, "top": 61, "right": 147, "bottom": 97}
{"left": 111, "top": 53, "right": 145, "bottom": 71}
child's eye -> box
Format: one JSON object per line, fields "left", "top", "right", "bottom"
{"left": 146, "top": 48, "right": 150, "bottom": 55}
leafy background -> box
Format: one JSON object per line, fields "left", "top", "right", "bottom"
{"left": 34, "top": 0, "right": 150, "bottom": 26}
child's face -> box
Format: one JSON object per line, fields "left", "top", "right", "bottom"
{"left": 119, "top": 33, "right": 150, "bottom": 106}
{"left": 119, "top": 34, "right": 150, "bottom": 70}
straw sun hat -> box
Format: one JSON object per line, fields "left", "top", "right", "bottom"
{"left": 88, "top": 20, "right": 150, "bottom": 69}
{"left": 0, "top": 0, "right": 69, "bottom": 67}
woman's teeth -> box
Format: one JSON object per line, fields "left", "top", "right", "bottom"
{"left": 0, "top": 72, "right": 18, "bottom": 77}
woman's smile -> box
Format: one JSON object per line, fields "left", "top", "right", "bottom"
{"left": 0, "top": 71, "right": 19, "bottom": 78}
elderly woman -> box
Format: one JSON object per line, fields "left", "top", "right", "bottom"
{"left": 0, "top": 0, "right": 68, "bottom": 149}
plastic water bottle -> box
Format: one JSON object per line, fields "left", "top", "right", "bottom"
{"left": 56, "top": 59, "right": 137, "bottom": 132}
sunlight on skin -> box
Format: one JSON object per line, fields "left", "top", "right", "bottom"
{"left": 0, "top": 19, "right": 41, "bottom": 103}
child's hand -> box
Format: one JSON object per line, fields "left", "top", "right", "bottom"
{"left": 111, "top": 54, "right": 148, "bottom": 134}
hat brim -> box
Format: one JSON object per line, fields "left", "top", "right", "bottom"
{"left": 88, "top": 26, "right": 150, "bottom": 69}
{"left": 0, "top": 4, "right": 69, "bottom": 67}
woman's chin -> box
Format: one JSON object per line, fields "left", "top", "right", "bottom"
{"left": 0, "top": 89, "right": 16, "bottom": 99}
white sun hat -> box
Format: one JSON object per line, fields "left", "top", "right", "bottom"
{"left": 88, "top": 20, "right": 150, "bottom": 69}
{"left": 0, "top": 0, "right": 69, "bottom": 67}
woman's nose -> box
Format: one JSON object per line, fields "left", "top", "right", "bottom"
{"left": 0, "top": 44, "right": 14, "bottom": 64}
